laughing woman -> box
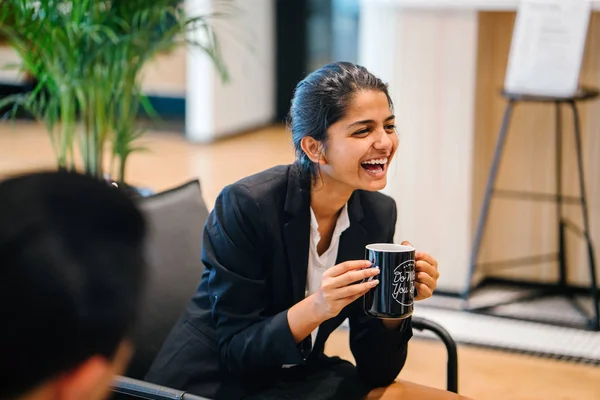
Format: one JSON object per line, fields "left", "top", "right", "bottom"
{"left": 146, "top": 62, "right": 440, "bottom": 400}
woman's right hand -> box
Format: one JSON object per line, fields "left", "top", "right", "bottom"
{"left": 312, "top": 260, "right": 380, "bottom": 321}
{"left": 287, "top": 260, "right": 379, "bottom": 343}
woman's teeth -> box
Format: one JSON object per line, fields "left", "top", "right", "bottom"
{"left": 360, "top": 157, "right": 388, "bottom": 175}
{"left": 361, "top": 157, "right": 388, "bottom": 165}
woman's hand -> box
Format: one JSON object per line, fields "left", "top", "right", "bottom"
{"left": 312, "top": 260, "right": 380, "bottom": 321}
{"left": 288, "top": 260, "right": 379, "bottom": 343}
{"left": 402, "top": 241, "right": 439, "bottom": 301}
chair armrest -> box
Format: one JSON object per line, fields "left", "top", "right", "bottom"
{"left": 111, "top": 376, "right": 212, "bottom": 400}
{"left": 412, "top": 316, "right": 458, "bottom": 393}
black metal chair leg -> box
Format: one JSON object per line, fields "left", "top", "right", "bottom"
{"left": 412, "top": 317, "right": 458, "bottom": 393}
{"left": 465, "top": 100, "right": 516, "bottom": 298}
{"left": 569, "top": 101, "right": 600, "bottom": 331}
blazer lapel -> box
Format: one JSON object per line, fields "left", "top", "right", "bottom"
{"left": 283, "top": 164, "right": 311, "bottom": 303}
{"left": 283, "top": 216, "right": 310, "bottom": 304}
{"left": 282, "top": 172, "right": 369, "bottom": 302}
{"left": 336, "top": 191, "right": 368, "bottom": 264}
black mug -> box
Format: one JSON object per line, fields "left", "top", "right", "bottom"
{"left": 363, "top": 243, "right": 416, "bottom": 319}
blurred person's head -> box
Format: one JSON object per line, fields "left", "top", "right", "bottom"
{"left": 0, "top": 171, "right": 147, "bottom": 400}
{"left": 288, "top": 61, "right": 397, "bottom": 194}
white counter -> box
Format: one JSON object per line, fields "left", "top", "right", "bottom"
{"left": 363, "top": 0, "right": 600, "bottom": 11}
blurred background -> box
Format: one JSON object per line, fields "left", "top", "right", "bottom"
{"left": 1, "top": 0, "right": 600, "bottom": 399}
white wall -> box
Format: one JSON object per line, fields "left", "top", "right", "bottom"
{"left": 141, "top": 46, "right": 187, "bottom": 97}
{"left": 0, "top": 42, "right": 187, "bottom": 94}
{"left": 186, "top": 0, "right": 276, "bottom": 142}
{"left": 0, "top": 46, "right": 27, "bottom": 84}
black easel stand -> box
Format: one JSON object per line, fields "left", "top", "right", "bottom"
{"left": 463, "top": 87, "right": 600, "bottom": 331}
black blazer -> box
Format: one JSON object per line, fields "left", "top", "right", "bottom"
{"left": 145, "top": 163, "right": 413, "bottom": 399}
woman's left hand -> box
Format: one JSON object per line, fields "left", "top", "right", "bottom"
{"left": 402, "top": 241, "right": 439, "bottom": 301}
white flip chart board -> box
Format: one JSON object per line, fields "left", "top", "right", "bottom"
{"left": 504, "top": 0, "right": 591, "bottom": 98}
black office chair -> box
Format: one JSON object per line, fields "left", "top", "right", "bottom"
{"left": 111, "top": 179, "right": 459, "bottom": 397}
{"left": 125, "top": 179, "right": 209, "bottom": 380}
{"left": 412, "top": 316, "right": 458, "bottom": 393}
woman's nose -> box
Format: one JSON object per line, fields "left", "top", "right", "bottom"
{"left": 373, "top": 129, "right": 393, "bottom": 150}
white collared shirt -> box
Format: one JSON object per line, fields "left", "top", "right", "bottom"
{"left": 305, "top": 203, "right": 351, "bottom": 348}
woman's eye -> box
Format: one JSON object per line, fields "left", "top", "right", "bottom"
{"left": 353, "top": 129, "right": 369, "bottom": 136}
{"left": 385, "top": 124, "right": 396, "bottom": 132}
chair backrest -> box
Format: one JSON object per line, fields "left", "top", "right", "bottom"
{"left": 125, "top": 180, "right": 209, "bottom": 379}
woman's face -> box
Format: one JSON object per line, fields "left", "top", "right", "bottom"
{"left": 318, "top": 90, "right": 398, "bottom": 193}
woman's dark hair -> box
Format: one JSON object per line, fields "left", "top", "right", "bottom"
{"left": 287, "top": 61, "right": 393, "bottom": 183}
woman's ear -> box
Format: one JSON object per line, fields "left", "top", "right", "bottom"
{"left": 300, "top": 136, "right": 327, "bottom": 165}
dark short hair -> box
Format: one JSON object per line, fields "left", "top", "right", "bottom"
{"left": 0, "top": 171, "right": 147, "bottom": 399}
{"left": 287, "top": 61, "right": 393, "bottom": 183}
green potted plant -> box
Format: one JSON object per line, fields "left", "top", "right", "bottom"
{"left": 0, "top": 0, "right": 229, "bottom": 188}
